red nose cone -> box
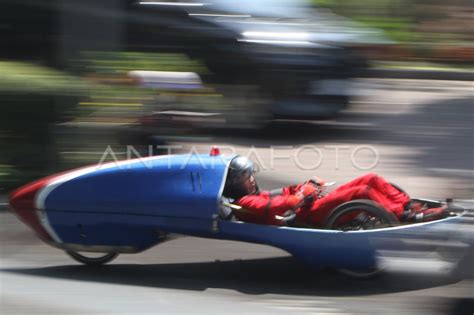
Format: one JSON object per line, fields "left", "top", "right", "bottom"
{"left": 9, "top": 177, "right": 54, "bottom": 241}
{"left": 210, "top": 146, "right": 220, "bottom": 156}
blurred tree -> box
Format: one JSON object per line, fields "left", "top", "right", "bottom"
{"left": 312, "top": 0, "right": 473, "bottom": 62}
{"left": 0, "top": 62, "right": 91, "bottom": 190}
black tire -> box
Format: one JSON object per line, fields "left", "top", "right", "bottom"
{"left": 66, "top": 251, "right": 118, "bottom": 266}
{"left": 336, "top": 267, "right": 382, "bottom": 279}
{"left": 324, "top": 199, "right": 400, "bottom": 231}
{"left": 325, "top": 200, "right": 399, "bottom": 278}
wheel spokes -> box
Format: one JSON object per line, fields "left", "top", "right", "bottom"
{"left": 334, "top": 210, "right": 391, "bottom": 231}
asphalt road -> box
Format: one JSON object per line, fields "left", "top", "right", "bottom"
{"left": 1, "top": 79, "right": 473, "bottom": 314}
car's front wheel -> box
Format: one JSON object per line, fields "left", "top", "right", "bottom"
{"left": 336, "top": 266, "right": 382, "bottom": 279}
{"left": 66, "top": 251, "right": 118, "bottom": 266}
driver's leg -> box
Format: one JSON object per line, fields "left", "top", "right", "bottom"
{"left": 299, "top": 185, "right": 406, "bottom": 227}
{"left": 333, "top": 173, "right": 410, "bottom": 209}
{"left": 331, "top": 173, "right": 379, "bottom": 191}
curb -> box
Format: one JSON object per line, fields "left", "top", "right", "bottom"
{"left": 366, "top": 69, "right": 474, "bottom": 81}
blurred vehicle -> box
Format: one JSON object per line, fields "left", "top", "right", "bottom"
{"left": 127, "top": 0, "right": 386, "bottom": 126}
{"left": 2, "top": 0, "right": 386, "bottom": 129}
{"left": 9, "top": 149, "right": 469, "bottom": 278}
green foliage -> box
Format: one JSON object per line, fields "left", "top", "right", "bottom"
{"left": 0, "top": 61, "right": 95, "bottom": 96}
{"left": 0, "top": 58, "right": 164, "bottom": 191}
{"left": 311, "top": 0, "right": 417, "bottom": 43}
{"left": 80, "top": 51, "right": 208, "bottom": 75}
{"left": 353, "top": 17, "right": 418, "bottom": 43}
{"left": 0, "top": 61, "right": 96, "bottom": 191}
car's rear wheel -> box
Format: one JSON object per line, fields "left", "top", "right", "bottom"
{"left": 324, "top": 199, "right": 400, "bottom": 231}
{"left": 66, "top": 251, "right": 118, "bottom": 266}
{"left": 324, "top": 200, "right": 400, "bottom": 278}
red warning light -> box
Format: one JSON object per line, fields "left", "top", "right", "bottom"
{"left": 210, "top": 146, "right": 220, "bottom": 156}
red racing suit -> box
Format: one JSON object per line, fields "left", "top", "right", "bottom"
{"left": 234, "top": 173, "right": 411, "bottom": 227}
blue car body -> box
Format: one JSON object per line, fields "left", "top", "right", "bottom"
{"left": 9, "top": 153, "right": 468, "bottom": 270}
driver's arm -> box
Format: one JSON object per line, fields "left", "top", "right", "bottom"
{"left": 281, "top": 183, "right": 305, "bottom": 195}
{"left": 235, "top": 185, "right": 317, "bottom": 225}
{"left": 235, "top": 194, "right": 299, "bottom": 225}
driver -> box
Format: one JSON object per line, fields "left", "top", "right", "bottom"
{"left": 222, "top": 156, "right": 448, "bottom": 227}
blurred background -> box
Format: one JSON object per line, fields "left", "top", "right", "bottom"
{"left": 0, "top": 1, "right": 473, "bottom": 314}
{"left": 0, "top": 0, "right": 472, "bottom": 192}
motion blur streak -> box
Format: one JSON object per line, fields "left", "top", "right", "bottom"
{"left": 0, "top": 0, "right": 473, "bottom": 314}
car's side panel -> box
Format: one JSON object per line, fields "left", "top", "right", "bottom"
{"left": 46, "top": 211, "right": 219, "bottom": 252}
{"left": 217, "top": 221, "right": 378, "bottom": 269}
{"left": 40, "top": 154, "right": 231, "bottom": 246}
{"left": 217, "top": 215, "right": 465, "bottom": 269}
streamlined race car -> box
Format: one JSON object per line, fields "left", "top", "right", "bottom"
{"left": 9, "top": 148, "right": 469, "bottom": 276}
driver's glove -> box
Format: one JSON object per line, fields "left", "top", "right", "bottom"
{"left": 297, "top": 184, "right": 318, "bottom": 206}
{"left": 286, "top": 184, "right": 318, "bottom": 210}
